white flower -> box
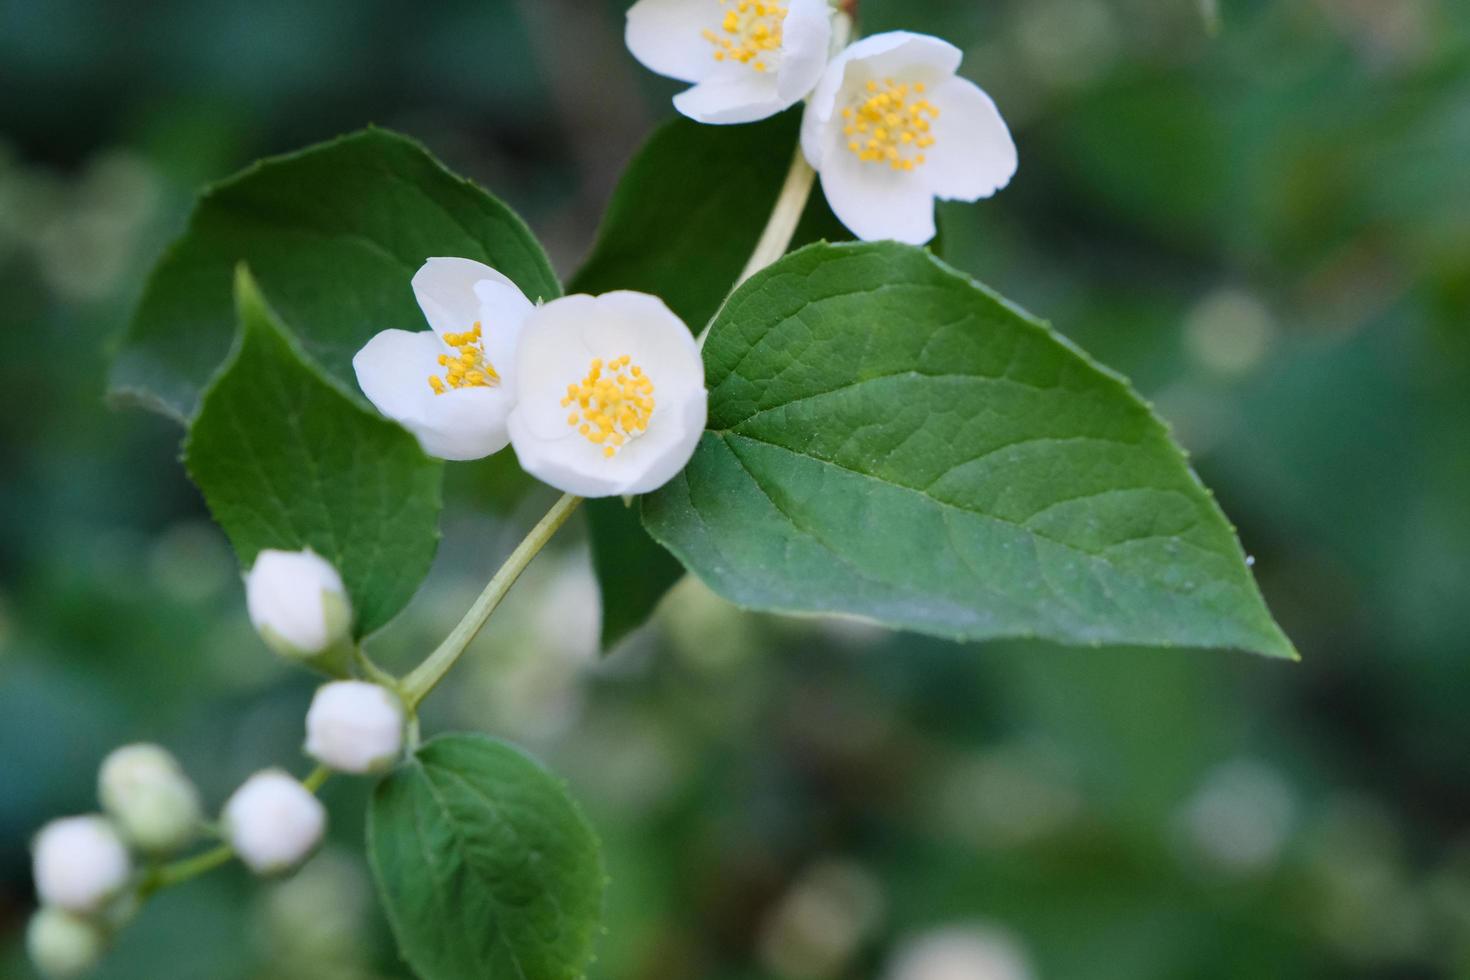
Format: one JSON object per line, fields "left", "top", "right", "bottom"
{"left": 245, "top": 548, "right": 352, "bottom": 665}
{"left": 354, "top": 257, "right": 535, "bottom": 460}
{"left": 304, "top": 681, "right": 406, "bottom": 774}
{"left": 98, "top": 744, "right": 202, "bottom": 853}
{"left": 27, "top": 908, "right": 107, "bottom": 980}
{"left": 801, "top": 31, "right": 1018, "bottom": 245}
{"left": 884, "top": 925, "right": 1035, "bottom": 980}
{"left": 32, "top": 816, "right": 132, "bottom": 913}
{"left": 507, "top": 292, "right": 707, "bottom": 498}
{"left": 222, "top": 770, "right": 326, "bottom": 875}
{"left": 627, "top": 0, "right": 832, "bottom": 124}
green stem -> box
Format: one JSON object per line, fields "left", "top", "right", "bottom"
{"left": 140, "top": 844, "right": 233, "bottom": 897}
{"left": 301, "top": 763, "right": 331, "bottom": 794}
{"left": 733, "top": 144, "right": 817, "bottom": 290}
{"left": 355, "top": 646, "right": 399, "bottom": 689}
{"left": 400, "top": 492, "right": 583, "bottom": 708}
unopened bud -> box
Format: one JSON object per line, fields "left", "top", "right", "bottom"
{"left": 223, "top": 770, "right": 326, "bottom": 875}
{"left": 305, "top": 681, "right": 406, "bottom": 774}
{"left": 245, "top": 548, "right": 353, "bottom": 671}
{"left": 98, "top": 744, "right": 202, "bottom": 854}
{"left": 32, "top": 816, "right": 132, "bottom": 913}
{"left": 27, "top": 908, "right": 106, "bottom": 979}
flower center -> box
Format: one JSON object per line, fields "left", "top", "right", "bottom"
{"left": 561, "top": 355, "right": 656, "bottom": 459}
{"left": 427, "top": 322, "right": 499, "bottom": 396}
{"left": 702, "top": 0, "right": 787, "bottom": 73}
{"left": 842, "top": 79, "right": 940, "bottom": 171}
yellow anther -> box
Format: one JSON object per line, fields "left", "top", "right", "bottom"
{"left": 705, "top": 0, "right": 788, "bottom": 71}
{"left": 427, "top": 320, "right": 501, "bottom": 395}
{"left": 563, "top": 353, "right": 656, "bottom": 460}
{"left": 843, "top": 77, "right": 940, "bottom": 171}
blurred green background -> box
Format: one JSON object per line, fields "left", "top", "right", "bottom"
{"left": 2, "top": 0, "right": 1468, "bottom": 977}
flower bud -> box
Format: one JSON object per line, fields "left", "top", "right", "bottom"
{"left": 98, "top": 743, "right": 202, "bottom": 854}
{"left": 27, "top": 908, "right": 107, "bottom": 979}
{"left": 32, "top": 816, "right": 132, "bottom": 913}
{"left": 245, "top": 548, "right": 353, "bottom": 671}
{"left": 223, "top": 770, "right": 326, "bottom": 875}
{"left": 305, "top": 681, "right": 406, "bottom": 774}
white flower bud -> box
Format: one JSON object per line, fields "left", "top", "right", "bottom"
{"left": 27, "top": 908, "right": 107, "bottom": 979}
{"left": 98, "top": 743, "right": 202, "bottom": 854}
{"left": 32, "top": 816, "right": 132, "bottom": 913}
{"left": 222, "top": 769, "right": 326, "bottom": 875}
{"left": 305, "top": 681, "right": 406, "bottom": 774}
{"left": 245, "top": 548, "right": 353, "bottom": 668}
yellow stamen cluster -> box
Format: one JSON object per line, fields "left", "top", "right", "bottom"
{"left": 427, "top": 322, "right": 500, "bottom": 395}
{"left": 701, "top": 0, "right": 787, "bottom": 73}
{"left": 842, "top": 79, "right": 940, "bottom": 171}
{"left": 561, "top": 355, "right": 656, "bottom": 459}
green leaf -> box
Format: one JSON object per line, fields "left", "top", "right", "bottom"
{"left": 569, "top": 109, "right": 844, "bottom": 649}
{"left": 642, "top": 242, "right": 1296, "bottom": 659}
{"left": 111, "top": 127, "right": 560, "bottom": 423}
{"left": 368, "top": 734, "right": 604, "bottom": 980}
{"left": 184, "top": 269, "right": 442, "bottom": 636}
{"left": 586, "top": 496, "right": 683, "bottom": 650}
{"left": 569, "top": 108, "right": 844, "bottom": 331}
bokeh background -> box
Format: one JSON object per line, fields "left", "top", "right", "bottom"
{"left": 2, "top": 0, "right": 1469, "bottom": 977}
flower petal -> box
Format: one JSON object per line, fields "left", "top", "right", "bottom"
{"left": 574, "top": 291, "right": 702, "bottom": 400}
{"left": 673, "top": 68, "right": 785, "bottom": 125}
{"left": 513, "top": 294, "right": 601, "bottom": 442}
{"left": 626, "top": 0, "right": 722, "bottom": 84}
{"left": 408, "top": 386, "right": 516, "bottom": 461}
{"left": 845, "top": 31, "right": 961, "bottom": 89}
{"left": 507, "top": 414, "right": 629, "bottom": 498}
{"left": 411, "top": 257, "right": 515, "bottom": 339}
{"left": 353, "top": 328, "right": 514, "bottom": 460}
{"left": 775, "top": 0, "right": 832, "bottom": 104}
{"left": 472, "top": 278, "right": 537, "bottom": 388}
{"left": 922, "top": 77, "right": 1018, "bottom": 202}
{"left": 818, "top": 151, "right": 938, "bottom": 245}
{"left": 353, "top": 329, "right": 444, "bottom": 422}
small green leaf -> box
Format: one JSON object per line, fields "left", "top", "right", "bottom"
{"left": 587, "top": 496, "right": 683, "bottom": 650}
{"left": 643, "top": 242, "right": 1296, "bottom": 659}
{"left": 184, "top": 269, "right": 442, "bottom": 636}
{"left": 368, "top": 734, "right": 604, "bottom": 980}
{"left": 570, "top": 110, "right": 844, "bottom": 649}
{"left": 111, "top": 127, "right": 560, "bottom": 423}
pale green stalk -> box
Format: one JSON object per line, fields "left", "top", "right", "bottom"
{"left": 399, "top": 492, "right": 583, "bottom": 708}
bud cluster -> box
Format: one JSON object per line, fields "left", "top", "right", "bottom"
{"left": 28, "top": 744, "right": 199, "bottom": 978}
{"left": 28, "top": 550, "right": 411, "bottom": 978}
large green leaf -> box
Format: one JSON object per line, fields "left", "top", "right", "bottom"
{"left": 368, "top": 734, "right": 604, "bottom": 980}
{"left": 111, "top": 127, "right": 560, "bottom": 423}
{"left": 184, "top": 269, "right": 442, "bottom": 636}
{"left": 570, "top": 109, "right": 844, "bottom": 649}
{"left": 643, "top": 242, "right": 1296, "bottom": 659}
